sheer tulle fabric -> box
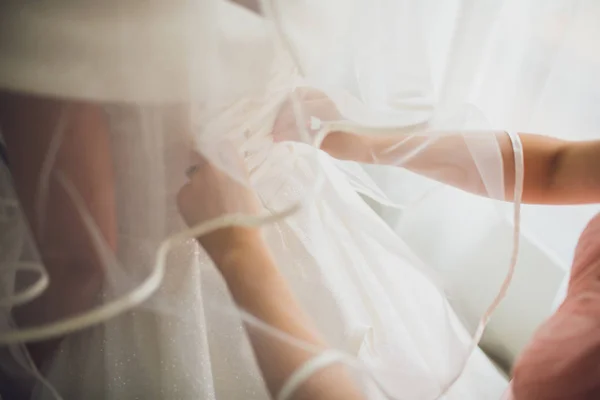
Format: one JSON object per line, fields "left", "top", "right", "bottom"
{"left": 0, "top": 1, "right": 523, "bottom": 399}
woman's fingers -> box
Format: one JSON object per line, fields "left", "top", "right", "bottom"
{"left": 178, "top": 142, "right": 258, "bottom": 228}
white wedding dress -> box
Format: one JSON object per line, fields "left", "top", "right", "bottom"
{"left": 0, "top": 1, "right": 514, "bottom": 399}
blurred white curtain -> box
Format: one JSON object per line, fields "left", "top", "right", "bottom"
{"left": 364, "top": 0, "right": 600, "bottom": 367}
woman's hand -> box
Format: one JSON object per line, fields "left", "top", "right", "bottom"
{"left": 176, "top": 148, "right": 262, "bottom": 263}
{"left": 272, "top": 88, "right": 371, "bottom": 162}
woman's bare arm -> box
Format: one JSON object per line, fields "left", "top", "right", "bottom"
{"left": 206, "top": 230, "right": 363, "bottom": 400}
{"left": 274, "top": 87, "right": 600, "bottom": 205}
{"left": 320, "top": 129, "right": 600, "bottom": 205}
{"left": 177, "top": 156, "right": 364, "bottom": 400}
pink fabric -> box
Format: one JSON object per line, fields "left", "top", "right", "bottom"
{"left": 511, "top": 213, "right": 600, "bottom": 400}
{"left": 501, "top": 385, "right": 514, "bottom": 400}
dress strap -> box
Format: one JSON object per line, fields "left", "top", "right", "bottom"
{"left": 506, "top": 131, "right": 524, "bottom": 205}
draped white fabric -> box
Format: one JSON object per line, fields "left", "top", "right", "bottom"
{"left": 0, "top": 1, "right": 596, "bottom": 399}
